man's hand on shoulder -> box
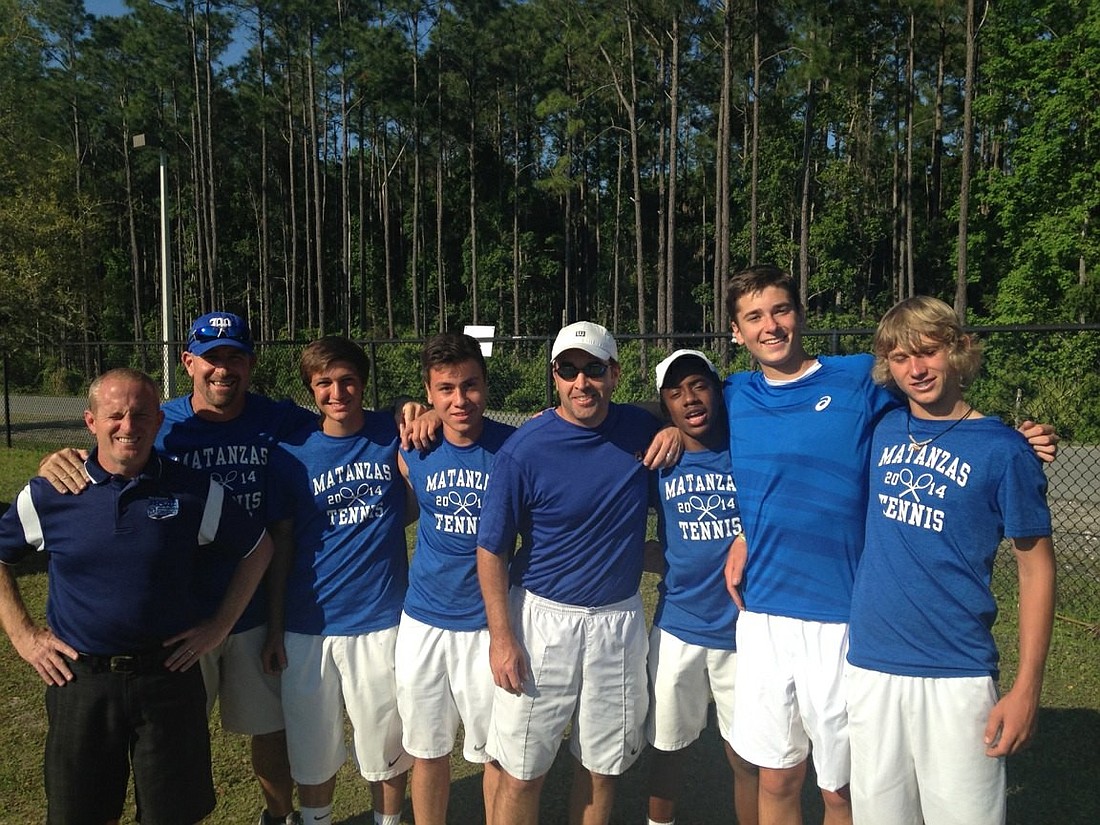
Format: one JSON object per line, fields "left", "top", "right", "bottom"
{"left": 1017, "top": 420, "right": 1058, "bottom": 464}
{"left": 642, "top": 425, "right": 684, "bottom": 470}
{"left": 400, "top": 406, "right": 441, "bottom": 451}
{"left": 38, "top": 448, "right": 91, "bottom": 494}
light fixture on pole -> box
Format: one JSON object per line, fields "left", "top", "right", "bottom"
{"left": 132, "top": 132, "right": 175, "bottom": 399}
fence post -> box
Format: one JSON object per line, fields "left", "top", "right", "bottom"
{"left": 368, "top": 340, "right": 380, "bottom": 410}
{"left": 545, "top": 335, "right": 554, "bottom": 410}
{"left": 3, "top": 354, "right": 11, "bottom": 448}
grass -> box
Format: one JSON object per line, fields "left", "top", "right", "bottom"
{"left": 1, "top": 446, "right": 1098, "bottom": 823}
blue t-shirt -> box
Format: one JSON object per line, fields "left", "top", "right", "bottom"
{"left": 477, "top": 404, "right": 661, "bottom": 606}
{"left": 267, "top": 412, "right": 408, "bottom": 635}
{"left": 723, "top": 354, "right": 901, "bottom": 623}
{"left": 848, "top": 410, "right": 1051, "bottom": 679}
{"left": 158, "top": 392, "right": 316, "bottom": 631}
{"left": 651, "top": 446, "right": 741, "bottom": 649}
{"left": 402, "top": 419, "right": 515, "bottom": 631}
{"left": 0, "top": 450, "right": 263, "bottom": 654}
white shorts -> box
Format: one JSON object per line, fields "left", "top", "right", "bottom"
{"left": 281, "top": 629, "right": 413, "bottom": 785}
{"left": 731, "top": 610, "right": 850, "bottom": 790}
{"left": 646, "top": 626, "right": 738, "bottom": 752}
{"left": 199, "top": 624, "right": 284, "bottom": 735}
{"left": 847, "top": 665, "right": 1005, "bottom": 825}
{"left": 486, "top": 588, "right": 648, "bottom": 780}
{"left": 394, "top": 612, "right": 494, "bottom": 763}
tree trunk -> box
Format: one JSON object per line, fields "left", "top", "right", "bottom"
{"left": 468, "top": 97, "right": 479, "bottom": 324}
{"left": 955, "top": 0, "right": 977, "bottom": 322}
{"left": 667, "top": 15, "right": 681, "bottom": 334}
{"left": 409, "top": 9, "right": 422, "bottom": 337}
{"left": 799, "top": 77, "right": 815, "bottom": 307}
{"left": 306, "top": 35, "right": 325, "bottom": 332}
{"left": 715, "top": 0, "right": 732, "bottom": 337}
{"left": 905, "top": 11, "right": 916, "bottom": 297}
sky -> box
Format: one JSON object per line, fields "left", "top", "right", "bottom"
{"left": 84, "top": 0, "right": 250, "bottom": 66}
{"left": 85, "top": 0, "right": 129, "bottom": 18}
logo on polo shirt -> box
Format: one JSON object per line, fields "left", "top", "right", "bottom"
{"left": 147, "top": 498, "right": 180, "bottom": 520}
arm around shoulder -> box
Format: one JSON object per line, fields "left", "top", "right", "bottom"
{"left": 37, "top": 448, "right": 91, "bottom": 495}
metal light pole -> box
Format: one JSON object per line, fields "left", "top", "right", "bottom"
{"left": 132, "top": 133, "right": 175, "bottom": 399}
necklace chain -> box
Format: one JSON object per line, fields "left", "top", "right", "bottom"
{"left": 907, "top": 406, "right": 975, "bottom": 449}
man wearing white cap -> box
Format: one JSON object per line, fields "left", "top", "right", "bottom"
{"left": 476, "top": 321, "right": 664, "bottom": 825}
{"left": 644, "top": 350, "right": 759, "bottom": 825}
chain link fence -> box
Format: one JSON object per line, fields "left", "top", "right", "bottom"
{"left": 3, "top": 328, "right": 1097, "bottom": 623}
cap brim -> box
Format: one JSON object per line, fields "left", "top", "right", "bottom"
{"left": 188, "top": 338, "right": 254, "bottom": 357}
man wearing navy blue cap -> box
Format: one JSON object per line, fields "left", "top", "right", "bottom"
{"left": 40, "top": 312, "right": 315, "bottom": 825}
{"left": 1, "top": 367, "right": 274, "bottom": 824}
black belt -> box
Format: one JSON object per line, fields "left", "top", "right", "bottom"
{"left": 76, "top": 648, "right": 172, "bottom": 674}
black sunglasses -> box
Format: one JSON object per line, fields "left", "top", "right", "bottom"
{"left": 188, "top": 323, "right": 250, "bottom": 345}
{"left": 554, "top": 361, "right": 610, "bottom": 380}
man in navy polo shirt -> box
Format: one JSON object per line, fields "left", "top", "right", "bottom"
{"left": 0, "top": 368, "right": 273, "bottom": 825}
{"left": 38, "top": 312, "right": 316, "bottom": 825}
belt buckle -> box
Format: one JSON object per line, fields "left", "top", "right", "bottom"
{"left": 108, "top": 655, "right": 138, "bottom": 673}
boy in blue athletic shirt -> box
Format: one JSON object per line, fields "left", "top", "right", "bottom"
{"left": 644, "top": 350, "right": 759, "bottom": 825}
{"left": 846, "top": 296, "right": 1055, "bottom": 825}
{"left": 721, "top": 266, "right": 1057, "bottom": 825}
{"left": 264, "top": 336, "right": 412, "bottom": 825}
{"left": 395, "top": 332, "right": 515, "bottom": 825}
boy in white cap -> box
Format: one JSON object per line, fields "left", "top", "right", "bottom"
{"left": 477, "top": 320, "right": 664, "bottom": 825}
{"left": 645, "top": 350, "right": 759, "bottom": 825}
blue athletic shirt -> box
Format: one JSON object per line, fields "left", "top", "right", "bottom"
{"left": 0, "top": 450, "right": 264, "bottom": 654}
{"left": 267, "top": 412, "right": 408, "bottom": 635}
{"left": 723, "top": 354, "right": 901, "bottom": 623}
{"left": 402, "top": 418, "right": 516, "bottom": 631}
{"left": 477, "top": 404, "right": 661, "bottom": 607}
{"left": 651, "top": 446, "right": 742, "bottom": 649}
{"left": 158, "top": 392, "right": 316, "bottom": 632}
{"left": 848, "top": 410, "right": 1051, "bottom": 679}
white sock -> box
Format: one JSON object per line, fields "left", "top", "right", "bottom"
{"left": 374, "top": 813, "right": 401, "bottom": 825}
{"left": 300, "top": 804, "right": 333, "bottom": 823}
{"left": 648, "top": 819, "right": 675, "bottom": 825}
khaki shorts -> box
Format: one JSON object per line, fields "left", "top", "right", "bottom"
{"left": 199, "top": 624, "right": 284, "bottom": 735}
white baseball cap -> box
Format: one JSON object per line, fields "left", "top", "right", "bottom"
{"left": 551, "top": 321, "right": 619, "bottom": 362}
{"left": 655, "top": 349, "right": 720, "bottom": 390}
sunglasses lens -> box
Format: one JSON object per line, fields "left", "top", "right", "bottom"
{"left": 555, "top": 362, "right": 607, "bottom": 379}
{"left": 190, "top": 324, "right": 247, "bottom": 344}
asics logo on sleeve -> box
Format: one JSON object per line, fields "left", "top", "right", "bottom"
{"left": 814, "top": 395, "right": 832, "bottom": 411}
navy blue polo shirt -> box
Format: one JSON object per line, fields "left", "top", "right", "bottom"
{"left": 0, "top": 449, "right": 264, "bottom": 655}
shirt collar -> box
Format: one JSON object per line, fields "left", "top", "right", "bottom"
{"left": 84, "top": 448, "right": 164, "bottom": 485}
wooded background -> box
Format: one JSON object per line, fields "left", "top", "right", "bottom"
{"left": 1, "top": 0, "right": 1097, "bottom": 353}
